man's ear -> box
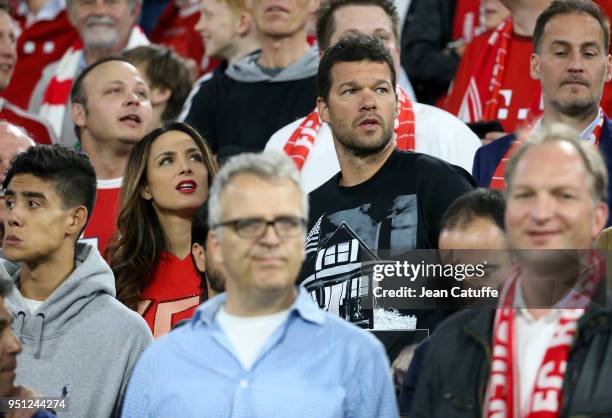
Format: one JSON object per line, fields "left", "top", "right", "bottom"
{"left": 72, "top": 102, "right": 87, "bottom": 128}
{"left": 605, "top": 53, "right": 612, "bottom": 82}
{"left": 209, "top": 229, "right": 224, "bottom": 266}
{"left": 129, "top": 0, "right": 143, "bottom": 23}
{"left": 191, "top": 242, "right": 206, "bottom": 273}
{"left": 237, "top": 12, "right": 252, "bottom": 36}
{"left": 530, "top": 52, "right": 541, "bottom": 80}
{"left": 317, "top": 97, "right": 330, "bottom": 124}
{"left": 150, "top": 86, "right": 171, "bottom": 107}
{"left": 66, "top": 206, "right": 88, "bottom": 236}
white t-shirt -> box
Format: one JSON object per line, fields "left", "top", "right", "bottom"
{"left": 23, "top": 297, "right": 44, "bottom": 314}
{"left": 265, "top": 102, "right": 481, "bottom": 193}
{"left": 216, "top": 307, "right": 291, "bottom": 370}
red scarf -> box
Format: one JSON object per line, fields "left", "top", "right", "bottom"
{"left": 484, "top": 252, "right": 603, "bottom": 418}
{"left": 283, "top": 87, "right": 415, "bottom": 169}
{"left": 458, "top": 18, "right": 513, "bottom": 122}
{"left": 490, "top": 109, "right": 606, "bottom": 190}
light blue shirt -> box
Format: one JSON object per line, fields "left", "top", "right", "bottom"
{"left": 122, "top": 287, "right": 399, "bottom": 418}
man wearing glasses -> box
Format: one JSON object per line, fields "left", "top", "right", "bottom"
{"left": 122, "top": 152, "right": 399, "bottom": 418}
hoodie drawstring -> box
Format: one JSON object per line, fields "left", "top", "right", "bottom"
{"left": 32, "top": 313, "right": 44, "bottom": 359}
{"left": 14, "top": 311, "right": 26, "bottom": 336}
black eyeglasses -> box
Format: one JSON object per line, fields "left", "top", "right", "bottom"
{"left": 215, "top": 216, "right": 307, "bottom": 238}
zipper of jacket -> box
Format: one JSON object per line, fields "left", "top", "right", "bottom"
{"left": 464, "top": 326, "right": 492, "bottom": 417}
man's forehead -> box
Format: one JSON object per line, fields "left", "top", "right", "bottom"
{"left": 85, "top": 61, "right": 145, "bottom": 88}
{"left": 542, "top": 12, "right": 606, "bottom": 48}
{"left": 331, "top": 5, "right": 394, "bottom": 36}
{"left": 0, "top": 10, "right": 15, "bottom": 32}
{"left": 331, "top": 60, "right": 392, "bottom": 84}
{"left": 513, "top": 142, "right": 589, "bottom": 185}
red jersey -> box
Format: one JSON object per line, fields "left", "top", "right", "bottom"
{"left": 149, "top": 0, "right": 217, "bottom": 76}
{"left": 0, "top": 98, "right": 56, "bottom": 144}
{"left": 138, "top": 252, "right": 202, "bottom": 338}
{"left": 445, "top": 30, "right": 540, "bottom": 132}
{"left": 3, "top": 10, "right": 78, "bottom": 109}
{"left": 452, "top": 0, "right": 481, "bottom": 42}
{"left": 81, "top": 178, "right": 121, "bottom": 258}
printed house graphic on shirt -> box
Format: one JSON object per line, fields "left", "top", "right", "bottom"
{"left": 302, "top": 219, "right": 380, "bottom": 328}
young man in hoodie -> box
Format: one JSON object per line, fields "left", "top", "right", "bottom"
{"left": 183, "top": 0, "right": 319, "bottom": 160}
{"left": 1, "top": 145, "right": 153, "bottom": 418}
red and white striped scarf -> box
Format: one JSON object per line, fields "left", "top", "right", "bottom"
{"left": 490, "top": 108, "right": 606, "bottom": 190}
{"left": 39, "top": 27, "right": 149, "bottom": 138}
{"left": 283, "top": 87, "right": 415, "bottom": 169}
{"left": 484, "top": 251, "right": 603, "bottom": 418}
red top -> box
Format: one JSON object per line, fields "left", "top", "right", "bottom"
{"left": 149, "top": 0, "right": 218, "bottom": 76}
{"left": 138, "top": 252, "right": 203, "bottom": 338}
{"left": 452, "top": 0, "right": 481, "bottom": 42}
{"left": 0, "top": 99, "right": 55, "bottom": 144}
{"left": 3, "top": 10, "right": 78, "bottom": 109}
{"left": 81, "top": 179, "right": 121, "bottom": 258}
{"left": 445, "top": 31, "right": 540, "bottom": 132}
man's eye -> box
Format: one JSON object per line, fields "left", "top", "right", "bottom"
{"left": 375, "top": 87, "right": 389, "bottom": 94}
{"left": 342, "top": 89, "right": 356, "bottom": 95}
{"left": 5, "top": 199, "right": 14, "bottom": 209}
{"left": 28, "top": 201, "right": 40, "bottom": 209}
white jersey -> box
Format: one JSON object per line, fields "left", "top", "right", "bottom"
{"left": 266, "top": 102, "right": 481, "bottom": 193}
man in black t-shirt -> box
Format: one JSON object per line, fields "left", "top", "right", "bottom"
{"left": 300, "top": 35, "right": 475, "bottom": 329}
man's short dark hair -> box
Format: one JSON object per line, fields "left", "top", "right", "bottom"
{"left": 3, "top": 145, "right": 97, "bottom": 223}
{"left": 123, "top": 45, "right": 194, "bottom": 123}
{"left": 316, "top": 0, "right": 400, "bottom": 50}
{"left": 70, "top": 55, "right": 133, "bottom": 141}
{"left": 440, "top": 188, "right": 506, "bottom": 232}
{"left": 317, "top": 34, "right": 396, "bottom": 102}
{"left": 533, "top": 0, "right": 610, "bottom": 53}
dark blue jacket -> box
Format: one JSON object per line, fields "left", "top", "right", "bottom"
{"left": 472, "top": 116, "right": 612, "bottom": 225}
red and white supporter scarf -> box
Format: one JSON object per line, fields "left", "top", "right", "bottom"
{"left": 39, "top": 27, "right": 149, "bottom": 137}
{"left": 283, "top": 87, "right": 415, "bottom": 169}
{"left": 484, "top": 251, "right": 603, "bottom": 418}
{"left": 490, "top": 108, "right": 606, "bottom": 190}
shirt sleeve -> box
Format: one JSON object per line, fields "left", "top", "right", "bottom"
{"left": 183, "top": 79, "right": 218, "bottom": 153}
{"left": 346, "top": 339, "right": 400, "bottom": 418}
{"left": 121, "top": 348, "right": 154, "bottom": 418}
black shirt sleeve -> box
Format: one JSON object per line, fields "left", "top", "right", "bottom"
{"left": 184, "top": 78, "right": 218, "bottom": 153}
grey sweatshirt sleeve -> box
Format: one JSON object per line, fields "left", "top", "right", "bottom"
{"left": 113, "top": 314, "right": 153, "bottom": 418}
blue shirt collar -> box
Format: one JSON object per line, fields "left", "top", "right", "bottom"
{"left": 193, "top": 286, "right": 325, "bottom": 326}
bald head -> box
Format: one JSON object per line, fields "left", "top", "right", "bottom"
{"left": 0, "top": 122, "right": 35, "bottom": 244}
{"left": 0, "top": 122, "right": 35, "bottom": 185}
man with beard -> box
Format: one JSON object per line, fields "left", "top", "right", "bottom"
{"left": 412, "top": 122, "right": 612, "bottom": 417}
{"left": 28, "top": 0, "right": 149, "bottom": 148}
{"left": 300, "top": 35, "right": 475, "bottom": 330}
{"left": 474, "top": 0, "right": 612, "bottom": 224}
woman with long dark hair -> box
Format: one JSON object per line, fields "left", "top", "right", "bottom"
{"left": 107, "top": 122, "right": 218, "bottom": 337}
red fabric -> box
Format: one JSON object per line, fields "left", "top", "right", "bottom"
{"left": 2, "top": 10, "right": 78, "bottom": 109}
{"left": 485, "top": 252, "right": 603, "bottom": 418}
{"left": 138, "top": 252, "right": 202, "bottom": 338}
{"left": 149, "top": 0, "right": 218, "bottom": 76}
{"left": 452, "top": 0, "right": 481, "bottom": 41}
{"left": 445, "top": 27, "right": 541, "bottom": 133}
{"left": 0, "top": 99, "right": 55, "bottom": 144}
{"left": 82, "top": 185, "right": 121, "bottom": 258}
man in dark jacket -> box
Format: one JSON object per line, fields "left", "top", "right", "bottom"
{"left": 412, "top": 121, "right": 612, "bottom": 417}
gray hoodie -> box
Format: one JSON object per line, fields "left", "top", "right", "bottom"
{"left": 0, "top": 243, "right": 153, "bottom": 418}
{"left": 225, "top": 46, "right": 319, "bottom": 83}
